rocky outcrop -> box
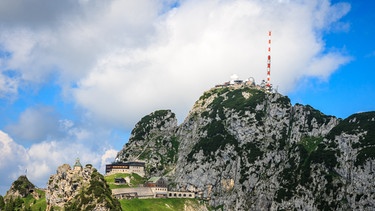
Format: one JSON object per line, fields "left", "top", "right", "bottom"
{"left": 4, "top": 175, "right": 36, "bottom": 201}
{"left": 117, "top": 110, "right": 178, "bottom": 177}
{"left": 2, "top": 175, "right": 44, "bottom": 210}
{"left": 46, "top": 162, "right": 121, "bottom": 211}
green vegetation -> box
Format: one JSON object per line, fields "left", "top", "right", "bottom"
{"left": 1, "top": 176, "right": 47, "bottom": 211}
{"left": 276, "top": 154, "right": 300, "bottom": 202}
{"left": 11, "top": 175, "right": 35, "bottom": 197}
{"left": 327, "top": 112, "right": 375, "bottom": 139}
{"left": 276, "top": 138, "right": 341, "bottom": 206}
{"left": 119, "top": 198, "right": 204, "bottom": 211}
{"left": 131, "top": 110, "right": 175, "bottom": 140}
{"left": 199, "top": 87, "right": 266, "bottom": 119}
{"left": 187, "top": 120, "right": 238, "bottom": 162}
{"left": 23, "top": 189, "right": 46, "bottom": 211}
{"left": 121, "top": 109, "right": 179, "bottom": 176}
{"left": 2, "top": 191, "right": 46, "bottom": 211}
{"left": 2, "top": 197, "right": 24, "bottom": 211}
{"left": 221, "top": 87, "right": 266, "bottom": 115}
{"left": 275, "top": 95, "right": 291, "bottom": 108}
{"left": 65, "top": 170, "right": 121, "bottom": 211}
{"left": 105, "top": 173, "right": 147, "bottom": 189}
{"left": 327, "top": 111, "right": 375, "bottom": 166}
{"left": 300, "top": 136, "right": 323, "bottom": 154}
{"left": 135, "top": 134, "right": 179, "bottom": 175}
{"left": 189, "top": 87, "right": 267, "bottom": 162}
{"left": 0, "top": 195, "right": 4, "bottom": 210}
{"left": 167, "top": 136, "right": 180, "bottom": 164}
{"left": 355, "top": 147, "right": 375, "bottom": 166}
{"left": 309, "top": 143, "right": 339, "bottom": 170}
{"left": 244, "top": 142, "right": 263, "bottom": 163}
{"left": 305, "top": 105, "right": 334, "bottom": 129}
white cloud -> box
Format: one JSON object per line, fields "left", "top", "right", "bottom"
{"left": 73, "top": 0, "right": 351, "bottom": 127}
{"left": 101, "top": 149, "right": 118, "bottom": 170}
{"left": 0, "top": 129, "right": 117, "bottom": 195}
{"left": 0, "top": 131, "right": 27, "bottom": 169}
{"left": 0, "top": 1, "right": 351, "bottom": 128}
{"left": 0, "top": 72, "right": 18, "bottom": 97}
{"left": 0, "top": 131, "right": 28, "bottom": 194}
{"left": 0, "top": 0, "right": 353, "bottom": 195}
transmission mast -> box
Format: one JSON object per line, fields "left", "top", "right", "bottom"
{"left": 266, "top": 31, "right": 272, "bottom": 88}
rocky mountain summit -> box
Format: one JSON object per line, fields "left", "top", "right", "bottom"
{"left": 46, "top": 159, "right": 121, "bottom": 211}
{"left": 117, "top": 85, "right": 375, "bottom": 210}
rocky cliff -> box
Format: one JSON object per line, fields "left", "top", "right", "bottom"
{"left": 116, "top": 110, "right": 179, "bottom": 177}
{"left": 117, "top": 85, "right": 375, "bottom": 210}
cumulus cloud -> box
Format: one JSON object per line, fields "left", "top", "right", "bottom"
{"left": 74, "top": 0, "right": 351, "bottom": 127}
{"left": 0, "top": 128, "right": 117, "bottom": 195}
{"left": 0, "top": 0, "right": 351, "bottom": 128}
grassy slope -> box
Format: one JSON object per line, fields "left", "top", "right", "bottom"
{"left": 20, "top": 189, "right": 47, "bottom": 211}
{"left": 119, "top": 198, "right": 203, "bottom": 211}
{"left": 105, "top": 173, "right": 147, "bottom": 189}
{"left": 105, "top": 174, "right": 208, "bottom": 210}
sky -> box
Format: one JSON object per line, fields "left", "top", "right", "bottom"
{"left": 0, "top": 0, "right": 374, "bottom": 195}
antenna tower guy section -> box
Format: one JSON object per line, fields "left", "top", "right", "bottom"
{"left": 266, "top": 31, "right": 271, "bottom": 87}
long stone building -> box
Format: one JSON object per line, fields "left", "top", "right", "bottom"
{"left": 105, "top": 161, "right": 145, "bottom": 177}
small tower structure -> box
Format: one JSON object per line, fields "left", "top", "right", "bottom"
{"left": 266, "top": 31, "right": 272, "bottom": 88}
{"left": 73, "top": 158, "right": 83, "bottom": 172}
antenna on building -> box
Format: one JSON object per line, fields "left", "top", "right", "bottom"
{"left": 266, "top": 31, "right": 271, "bottom": 88}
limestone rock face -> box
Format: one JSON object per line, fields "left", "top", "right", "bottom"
{"left": 117, "top": 85, "right": 375, "bottom": 210}
{"left": 173, "top": 87, "right": 374, "bottom": 210}
{"left": 46, "top": 163, "right": 120, "bottom": 210}
{"left": 46, "top": 164, "right": 87, "bottom": 208}
{"left": 117, "top": 110, "right": 178, "bottom": 177}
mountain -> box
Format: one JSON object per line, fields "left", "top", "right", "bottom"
{"left": 117, "top": 85, "right": 375, "bottom": 210}
{"left": 5, "top": 175, "right": 36, "bottom": 200}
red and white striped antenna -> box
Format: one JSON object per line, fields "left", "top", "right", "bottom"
{"left": 266, "top": 31, "right": 271, "bottom": 87}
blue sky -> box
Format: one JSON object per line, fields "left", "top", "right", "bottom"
{"left": 289, "top": 0, "right": 375, "bottom": 118}
{"left": 0, "top": 0, "right": 374, "bottom": 195}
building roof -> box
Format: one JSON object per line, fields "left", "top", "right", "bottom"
{"left": 74, "top": 158, "right": 82, "bottom": 168}
{"left": 147, "top": 177, "right": 162, "bottom": 183}
{"left": 112, "top": 187, "right": 154, "bottom": 197}
{"left": 107, "top": 161, "right": 145, "bottom": 167}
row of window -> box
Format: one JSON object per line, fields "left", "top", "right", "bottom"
{"left": 153, "top": 188, "right": 167, "bottom": 191}
{"left": 111, "top": 166, "right": 130, "bottom": 169}
{"left": 168, "top": 193, "right": 193, "bottom": 197}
